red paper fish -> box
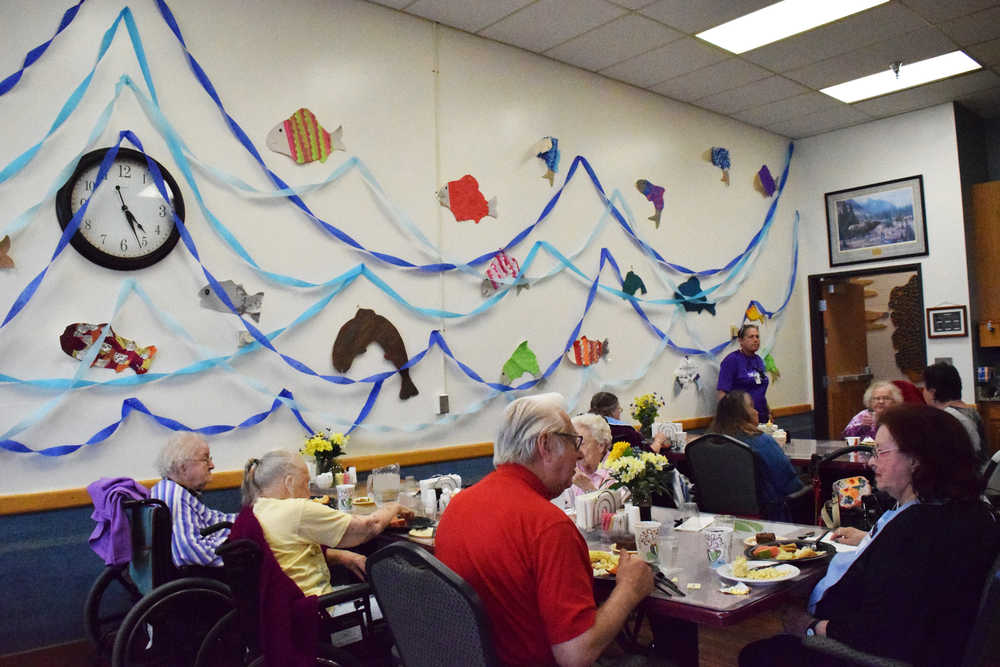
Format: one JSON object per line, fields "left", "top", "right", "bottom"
{"left": 437, "top": 174, "right": 498, "bottom": 223}
{"left": 59, "top": 323, "right": 156, "bottom": 374}
{"left": 481, "top": 250, "right": 528, "bottom": 297}
{"left": 566, "top": 336, "right": 609, "bottom": 367}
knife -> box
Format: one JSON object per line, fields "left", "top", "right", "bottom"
{"left": 814, "top": 530, "right": 830, "bottom": 547}
{"left": 650, "top": 564, "right": 686, "bottom": 597}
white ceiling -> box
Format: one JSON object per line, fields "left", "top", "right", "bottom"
{"left": 365, "top": 0, "right": 1000, "bottom": 138}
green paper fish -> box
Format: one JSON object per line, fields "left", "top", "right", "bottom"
{"left": 502, "top": 341, "right": 540, "bottom": 382}
{"left": 764, "top": 352, "right": 781, "bottom": 380}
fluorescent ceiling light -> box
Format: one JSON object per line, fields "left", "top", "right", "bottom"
{"left": 821, "top": 51, "right": 981, "bottom": 103}
{"left": 697, "top": 0, "right": 889, "bottom": 54}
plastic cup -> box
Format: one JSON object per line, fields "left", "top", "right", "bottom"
{"left": 704, "top": 526, "right": 734, "bottom": 568}
{"left": 845, "top": 436, "right": 860, "bottom": 447}
{"left": 336, "top": 484, "right": 355, "bottom": 512}
{"left": 679, "top": 501, "right": 699, "bottom": 525}
{"left": 657, "top": 535, "right": 680, "bottom": 572}
{"left": 634, "top": 520, "right": 662, "bottom": 563}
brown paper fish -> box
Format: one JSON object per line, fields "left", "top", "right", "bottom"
{"left": 331, "top": 308, "right": 419, "bottom": 400}
{"left": 0, "top": 235, "right": 13, "bottom": 269}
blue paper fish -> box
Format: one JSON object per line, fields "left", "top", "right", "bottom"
{"left": 622, "top": 270, "right": 647, "bottom": 296}
{"left": 533, "top": 136, "right": 560, "bottom": 186}
{"left": 755, "top": 164, "right": 776, "bottom": 197}
{"left": 674, "top": 276, "right": 715, "bottom": 315}
{"left": 711, "top": 147, "right": 731, "bottom": 185}
{"left": 635, "top": 179, "right": 665, "bottom": 228}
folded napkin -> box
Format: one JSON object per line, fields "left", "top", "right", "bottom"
{"left": 674, "top": 516, "right": 714, "bottom": 532}
{"left": 575, "top": 492, "right": 598, "bottom": 531}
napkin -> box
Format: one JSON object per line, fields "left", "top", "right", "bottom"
{"left": 821, "top": 532, "right": 860, "bottom": 553}
{"left": 674, "top": 516, "right": 714, "bottom": 532}
{"left": 575, "top": 492, "right": 598, "bottom": 531}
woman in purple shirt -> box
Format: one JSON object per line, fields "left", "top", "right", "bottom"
{"left": 717, "top": 325, "right": 770, "bottom": 421}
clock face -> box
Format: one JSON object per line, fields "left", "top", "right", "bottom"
{"left": 56, "top": 147, "right": 185, "bottom": 270}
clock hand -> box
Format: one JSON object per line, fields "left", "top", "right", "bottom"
{"left": 115, "top": 185, "right": 144, "bottom": 243}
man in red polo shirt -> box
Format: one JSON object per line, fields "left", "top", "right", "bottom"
{"left": 436, "top": 393, "right": 653, "bottom": 666}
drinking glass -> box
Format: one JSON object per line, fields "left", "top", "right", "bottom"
{"left": 369, "top": 463, "right": 401, "bottom": 505}
{"left": 657, "top": 535, "right": 680, "bottom": 573}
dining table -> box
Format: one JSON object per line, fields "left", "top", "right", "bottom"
{"left": 665, "top": 437, "right": 872, "bottom": 471}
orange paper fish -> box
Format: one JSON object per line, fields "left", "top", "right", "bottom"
{"left": 566, "top": 336, "right": 609, "bottom": 366}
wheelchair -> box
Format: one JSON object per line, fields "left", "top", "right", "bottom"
{"left": 83, "top": 497, "right": 233, "bottom": 666}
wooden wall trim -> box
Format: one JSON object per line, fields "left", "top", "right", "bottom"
{"left": 0, "top": 404, "right": 813, "bottom": 516}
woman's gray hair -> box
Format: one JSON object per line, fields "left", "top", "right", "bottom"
{"left": 494, "top": 393, "right": 569, "bottom": 466}
{"left": 863, "top": 380, "right": 902, "bottom": 409}
{"left": 155, "top": 432, "right": 205, "bottom": 480}
{"left": 241, "top": 448, "right": 300, "bottom": 506}
{"left": 571, "top": 413, "right": 612, "bottom": 447}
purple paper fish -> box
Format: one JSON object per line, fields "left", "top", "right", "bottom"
{"left": 756, "top": 164, "right": 776, "bottom": 197}
{"left": 635, "top": 179, "right": 665, "bottom": 228}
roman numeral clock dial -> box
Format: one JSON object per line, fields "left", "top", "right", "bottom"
{"left": 56, "top": 147, "right": 185, "bottom": 270}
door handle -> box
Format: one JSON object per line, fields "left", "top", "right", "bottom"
{"left": 834, "top": 373, "right": 873, "bottom": 383}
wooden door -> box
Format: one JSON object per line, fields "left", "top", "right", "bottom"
{"left": 823, "top": 280, "right": 871, "bottom": 439}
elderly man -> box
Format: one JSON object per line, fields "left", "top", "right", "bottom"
{"left": 436, "top": 393, "right": 654, "bottom": 667}
{"left": 717, "top": 324, "right": 770, "bottom": 421}
{"left": 150, "top": 433, "right": 236, "bottom": 570}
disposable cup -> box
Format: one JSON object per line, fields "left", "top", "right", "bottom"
{"left": 335, "top": 484, "right": 354, "bottom": 512}
{"left": 704, "top": 525, "right": 733, "bottom": 568}
{"left": 845, "top": 436, "right": 860, "bottom": 447}
{"left": 657, "top": 535, "right": 680, "bottom": 572}
{"left": 634, "top": 520, "right": 662, "bottom": 563}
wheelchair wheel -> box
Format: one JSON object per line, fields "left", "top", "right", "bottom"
{"left": 193, "top": 609, "right": 244, "bottom": 667}
{"left": 84, "top": 565, "right": 142, "bottom": 657}
{"left": 111, "top": 577, "right": 232, "bottom": 667}
{"left": 246, "top": 643, "right": 362, "bottom": 667}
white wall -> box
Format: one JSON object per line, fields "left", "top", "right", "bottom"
{"left": 1, "top": 0, "right": 804, "bottom": 494}
{"left": 791, "top": 104, "right": 974, "bottom": 403}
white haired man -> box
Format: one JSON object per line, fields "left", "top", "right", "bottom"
{"left": 150, "top": 433, "right": 235, "bottom": 570}
{"left": 436, "top": 393, "right": 654, "bottom": 666}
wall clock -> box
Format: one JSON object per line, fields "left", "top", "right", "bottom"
{"left": 55, "top": 147, "right": 185, "bottom": 270}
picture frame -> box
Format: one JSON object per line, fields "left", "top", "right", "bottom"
{"left": 926, "top": 305, "right": 968, "bottom": 338}
{"left": 825, "top": 175, "right": 928, "bottom": 267}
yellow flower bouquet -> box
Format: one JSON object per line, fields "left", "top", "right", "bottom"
{"left": 300, "top": 430, "right": 348, "bottom": 474}
{"left": 605, "top": 441, "right": 674, "bottom": 507}
{"left": 630, "top": 392, "right": 664, "bottom": 438}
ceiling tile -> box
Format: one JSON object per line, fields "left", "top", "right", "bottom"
{"left": 607, "top": 0, "right": 658, "bottom": 9}
{"left": 784, "top": 27, "right": 957, "bottom": 89}
{"left": 742, "top": 3, "right": 927, "bottom": 72}
{"left": 651, "top": 58, "right": 771, "bottom": 101}
{"left": 900, "top": 0, "right": 1000, "bottom": 25}
{"left": 693, "top": 75, "right": 809, "bottom": 115}
{"left": 599, "top": 37, "right": 728, "bottom": 87}
{"left": 405, "top": 0, "right": 535, "bottom": 33}
{"left": 545, "top": 14, "right": 682, "bottom": 72}
{"left": 939, "top": 7, "right": 1000, "bottom": 45}
{"left": 731, "top": 92, "right": 841, "bottom": 127}
{"left": 479, "top": 0, "right": 627, "bottom": 53}
{"left": 967, "top": 37, "right": 1000, "bottom": 66}
{"left": 366, "top": 0, "right": 415, "bottom": 9}
{"left": 765, "top": 105, "right": 873, "bottom": 139}
{"left": 955, "top": 85, "right": 1000, "bottom": 118}
{"left": 638, "top": 0, "right": 774, "bottom": 34}
{"left": 854, "top": 69, "right": 1000, "bottom": 116}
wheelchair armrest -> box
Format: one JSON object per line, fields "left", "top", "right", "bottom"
{"left": 802, "top": 634, "right": 912, "bottom": 667}
{"left": 200, "top": 521, "right": 233, "bottom": 537}
{"left": 786, "top": 484, "right": 812, "bottom": 501}
{"left": 317, "top": 582, "right": 371, "bottom": 608}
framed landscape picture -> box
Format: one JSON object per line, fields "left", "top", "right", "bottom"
{"left": 825, "top": 175, "right": 927, "bottom": 267}
{"left": 926, "top": 305, "right": 968, "bottom": 338}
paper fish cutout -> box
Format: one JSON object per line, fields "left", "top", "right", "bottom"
{"left": 623, "top": 270, "right": 647, "bottom": 297}
{"left": 199, "top": 280, "right": 264, "bottom": 323}
{"left": 502, "top": 341, "right": 540, "bottom": 383}
{"left": 745, "top": 302, "right": 765, "bottom": 323}
{"left": 437, "top": 174, "right": 497, "bottom": 223}
{"left": 711, "top": 147, "right": 730, "bottom": 185}
{"left": 763, "top": 352, "right": 781, "bottom": 380}
{"left": 332, "top": 308, "right": 418, "bottom": 400}
{"left": 635, "top": 179, "right": 665, "bottom": 228}
{"left": 0, "top": 235, "right": 13, "bottom": 269}
{"left": 673, "top": 276, "right": 715, "bottom": 315}
{"left": 566, "top": 336, "right": 608, "bottom": 367}
{"left": 754, "top": 165, "right": 776, "bottom": 197}
{"left": 266, "top": 108, "right": 345, "bottom": 165}
{"left": 481, "top": 250, "right": 528, "bottom": 297}
{"left": 532, "top": 136, "right": 560, "bottom": 186}
{"left": 674, "top": 355, "right": 700, "bottom": 388}
{"left": 59, "top": 323, "right": 156, "bottom": 375}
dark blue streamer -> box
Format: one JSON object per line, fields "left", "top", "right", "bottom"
{"left": 0, "top": 0, "right": 86, "bottom": 97}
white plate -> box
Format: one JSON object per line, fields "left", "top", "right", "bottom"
{"left": 743, "top": 535, "right": 791, "bottom": 547}
{"left": 717, "top": 561, "right": 800, "bottom": 584}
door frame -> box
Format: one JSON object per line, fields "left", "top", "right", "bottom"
{"left": 808, "top": 263, "right": 926, "bottom": 439}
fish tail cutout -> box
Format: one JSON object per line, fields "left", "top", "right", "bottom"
{"left": 544, "top": 170, "right": 554, "bottom": 186}
{"left": 721, "top": 170, "right": 729, "bottom": 185}
{"left": 249, "top": 311, "right": 260, "bottom": 323}
{"left": 516, "top": 281, "right": 529, "bottom": 295}
{"left": 488, "top": 197, "right": 498, "bottom": 219}
{"left": 706, "top": 303, "right": 716, "bottom": 316}
{"left": 330, "top": 125, "right": 345, "bottom": 152}
{"left": 398, "top": 370, "right": 419, "bottom": 400}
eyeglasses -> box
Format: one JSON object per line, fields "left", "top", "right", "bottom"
{"left": 189, "top": 454, "right": 213, "bottom": 464}
{"left": 553, "top": 432, "right": 584, "bottom": 450}
{"left": 871, "top": 396, "right": 895, "bottom": 403}
{"left": 870, "top": 447, "right": 898, "bottom": 461}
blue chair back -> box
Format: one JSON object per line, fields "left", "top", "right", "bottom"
{"left": 125, "top": 498, "right": 177, "bottom": 595}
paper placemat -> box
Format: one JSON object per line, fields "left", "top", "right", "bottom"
{"left": 674, "top": 516, "right": 714, "bottom": 532}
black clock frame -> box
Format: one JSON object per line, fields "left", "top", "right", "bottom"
{"left": 55, "top": 146, "right": 185, "bottom": 271}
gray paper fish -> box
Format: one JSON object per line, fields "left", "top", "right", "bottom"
{"left": 198, "top": 280, "right": 263, "bottom": 323}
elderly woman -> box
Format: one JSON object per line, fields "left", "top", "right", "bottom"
{"left": 841, "top": 380, "right": 902, "bottom": 440}
{"left": 589, "top": 391, "right": 668, "bottom": 453}
{"left": 710, "top": 391, "right": 804, "bottom": 521}
{"left": 923, "top": 362, "right": 986, "bottom": 461}
{"left": 568, "top": 413, "right": 614, "bottom": 496}
{"left": 740, "top": 404, "right": 1000, "bottom": 666}
{"left": 241, "top": 449, "right": 412, "bottom": 594}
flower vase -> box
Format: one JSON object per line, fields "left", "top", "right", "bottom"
{"left": 639, "top": 422, "right": 653, "bottom": 440}
{"left": 638, "top": 502, "right": 652, "bottom": 522}
{"left": 304, "top": 457, "right": 317, "bottom": 482}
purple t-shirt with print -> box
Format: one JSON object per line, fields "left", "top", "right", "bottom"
{"left": 717, "top": 349, "right": 770, "bottom": 420}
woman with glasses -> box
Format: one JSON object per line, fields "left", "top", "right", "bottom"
{"left": 841, "top": 380, "right": 902, "bottom": 440}
{"left": 710, "top": 390, "right": 805, "bottom": 521}
{"left": 588, "top": 391, "right": 668, "bottom": 453}
{"left": 568, "top": 413, "right": 614, "bottom": 497}
{"left": 740, "top": 403, "right": 999, "bottom": 666}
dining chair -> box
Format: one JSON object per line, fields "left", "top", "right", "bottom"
{"left": 685, "top": 433, "right": 764, "bottom": 517}
{"left": 366, "top": 540, "right": 498, "bottom": 667}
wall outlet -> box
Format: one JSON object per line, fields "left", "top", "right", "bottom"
{"left": 730, "top": 325, "right": 739, "bottom": 338}
{"left": 437, "top": 393, "right": 450, "bottom": 415}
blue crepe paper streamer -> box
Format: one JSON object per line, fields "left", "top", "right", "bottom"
{"left": 0, "top": 0, "right": 87, "bottom": 97}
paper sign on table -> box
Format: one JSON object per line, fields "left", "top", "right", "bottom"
{"left": 675, "top": 516, "right": 714, "bottom": 532}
